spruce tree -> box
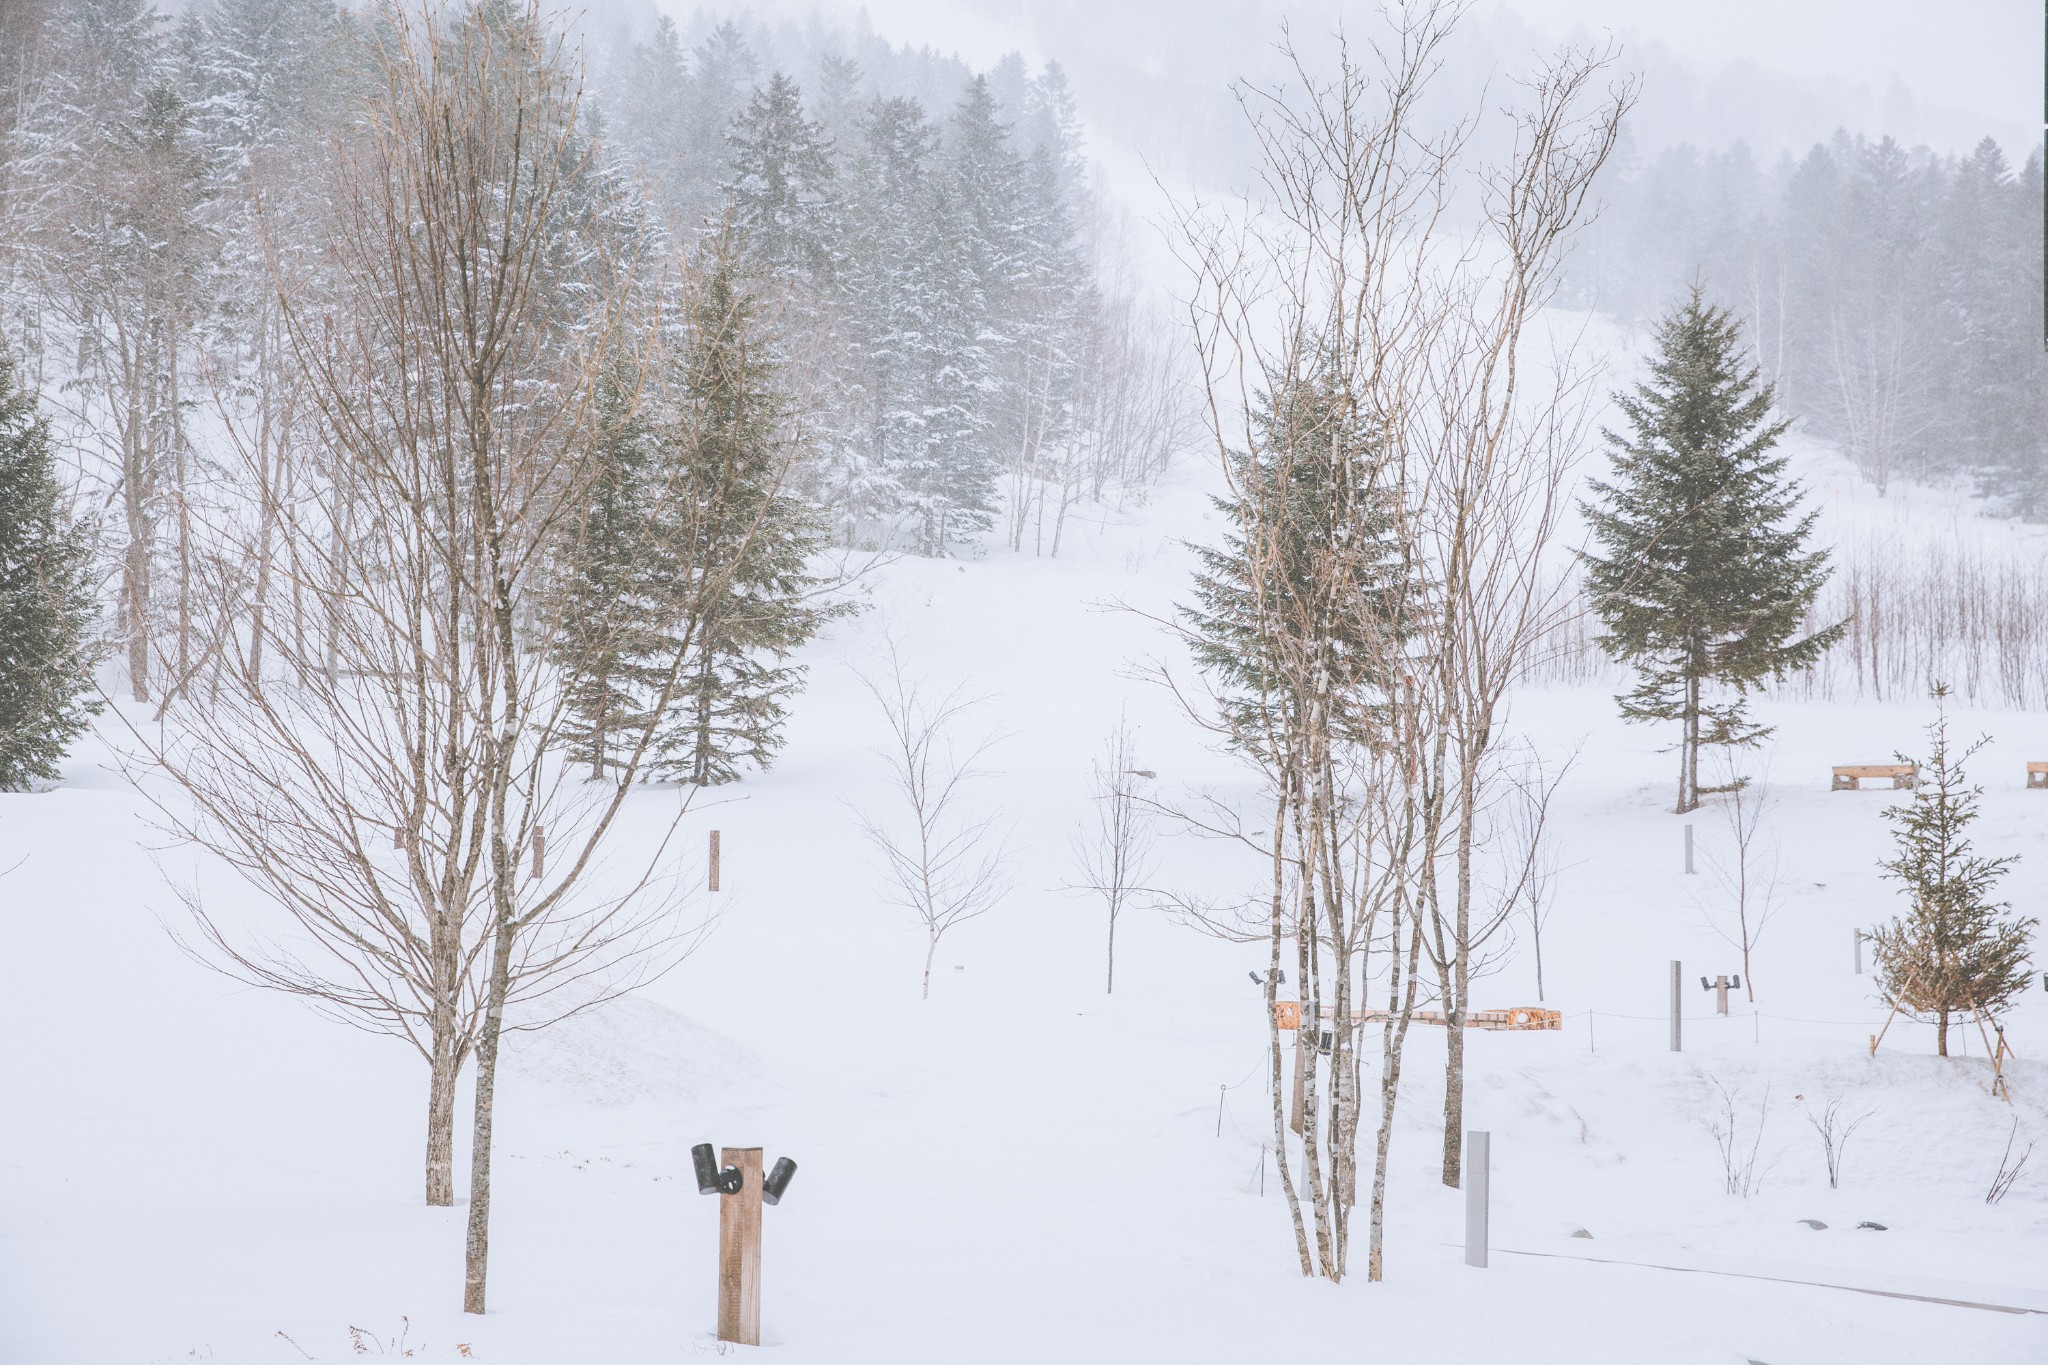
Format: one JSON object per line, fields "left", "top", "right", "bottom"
{"left": 642, "top": 234, "right": 839, "bottom": 785}
{"left": 548, "top": 360, "right": 657, "bottom": 780}
{"left": 0, "top": 353, "right": 101, "bottom": 791}
{"left": 1870, "top": 688, "right": 2035, "bottom": 1057}
{"left": 1183, "top": 346, "right": 1412, "bottom": 758}
{"left": 1581, "top": 287, "right": 1844, "bottom": 813}
{"left": 723, "top": 71, "right": 837, "bottom": 285}
{"left": 837, "top": 95, "right": 944, "bottom": 545}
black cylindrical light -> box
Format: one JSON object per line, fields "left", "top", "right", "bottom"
{"left": 762, "top": 1156, "right": 798, "bottom": 1206}
{"left": 691, "top": 1142, "right": 722, "bottom": 1195}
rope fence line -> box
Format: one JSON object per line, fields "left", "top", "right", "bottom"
{"left": 1568, "top": 1008, "right": 1885, "bottom": 1026}
{"left": 1214, "top": 1000, "right": 1978, "bottom": 1138}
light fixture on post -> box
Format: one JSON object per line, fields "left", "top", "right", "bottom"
{"left": 1700, "top": 973, "right": 1742, "bottom": 1016}
{"left": 692, "top": 1140, "right": 799, "bottom": 1345}
{"left": 762, "top": 1156, "right": 798, "bottom": 1205}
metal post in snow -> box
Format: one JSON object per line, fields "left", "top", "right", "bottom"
{"left": 1684, "top": 823, "right": 1694, "bottom": 874}
{"left": 1669, "top": 960, "right": 1682, "bottom": 1052}
{"left": 1464, "top": 1130, "right": 1490, "bottom": 1268}
{"left": 1854, "top": 929, "right": 1864, "bottom": 975}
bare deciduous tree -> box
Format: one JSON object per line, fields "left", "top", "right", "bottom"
{"left": 1502, "top": 748, "right": 1573, "bottom": 1002}
{"left": 1066, "top": 714, "right": 1157, "bottom": 993}
{"left": 1163, "top": 0, "right": 1630, "bottom": 1278}
{"left": 854, "top": 641, "right": 1014, "bottom": 999}
{"left": 122, "top": 2, "right": 801, "bottom": 1316}
{"left": 1697, "top": 753, "right": 1781, "bottom": 1001}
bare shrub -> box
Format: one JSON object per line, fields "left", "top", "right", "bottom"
{"left": 1520, "top": 536, "right": 2048, "bottom": 713}
{"left": 1799, "top": 1095, "right": 1873, "bottom": 1189}
{"left": 1707, "top": 1077, "right": 1771, "bottom": 1197}
{"left": 1787, "top": 536, "right": 2048, "bottom": 710}
{"left": 1987, "top": 1119, "right": 2033, "bottom": 1205}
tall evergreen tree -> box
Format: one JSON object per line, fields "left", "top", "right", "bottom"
{"left": 1581, "top": 287, "right": 1844, "bottom": 813}
{"left": 680, "top": 21, "right": 755, "bottom": 219}
{"left": 548, "top": 359, "right": 657, "bottom": 780}
{"left": 0, "top": 351, "right": 100, "bottom": 790}
{"left": 1870, "top": 688, "right": 2035, "bottom": 1057}
{"left": 837, "top": 94, "right": 943, "bottom": 544}
{"left": 723, "top": 71, "right": 836, "bottom": 284}
{"left": 1183, "top": 345, "right": 1413, "bottom": 758}
{"left": 641, "top": 234, "right": 839, "bottom": 785}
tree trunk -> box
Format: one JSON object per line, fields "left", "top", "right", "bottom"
{"left": 1369, "top": 889, "right": 1423, "bottom": 1282}
{"left": 1265, "top": 793, "right": 1311, "bottom": 1275}
{"left": 1105, "top": 906, "right": 1114, "bottom": 994}
{"left": 425, "top": 1020, "right": 459, "bottom": 1206}
{"left": 462, "top": 907, "right": 515, "bottom": 1314}
{"left": 922, "top": 931, "right": 936, "bottom": 1000}
{"left": 122, "top": 389, "right": 152, "bottom": 702}
{"left": 1441, "top": 744, "right": 1478, "bottom": 1189}
{"left": 692, "top": 650, "right": 716, "bottom": 786}
{"left": 1937, "top": 1008, "right": 1949, "bottom": 1058}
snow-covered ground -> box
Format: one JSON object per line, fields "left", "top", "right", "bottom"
{"left": 4, "top": 402, "right": 2046, "bottom": 1364}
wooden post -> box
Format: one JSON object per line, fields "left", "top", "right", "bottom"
{"left": 708, "top": 829, "right": 721, "bottom": 894}
{"left": 1669, "top": 960, "right": 1682, "bottom": 1052}
{"left": 1463, "top": 1130, "right": 1490, "bottom": 1268}
{"left": 1713, "top": 975, "right": 1730, "bottom": 1016}
{"left": 716, "top": 1146, "right": 762, "bottom": 1346}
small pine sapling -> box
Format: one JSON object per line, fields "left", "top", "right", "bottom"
{"left": 1868, "top": 686, "right": 2036, "bottom": 1059}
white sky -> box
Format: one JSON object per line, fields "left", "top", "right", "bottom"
{"left": 704, "top": 0, "right": 2043, "bottom": 157}
{"left": 1508, "top": 0, "right": 2041, "bottom": 137}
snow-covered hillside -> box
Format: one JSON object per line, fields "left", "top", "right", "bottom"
{"left": 3, "top": 380, "right": 2046, "bottom": 1363}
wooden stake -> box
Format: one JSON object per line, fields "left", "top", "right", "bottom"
{"left": 1976, "top": 1015, "right": 2014, "bottom": 1103}
{"left": 716, "top": 1146, "right": 762, "bottom": 1346}
{"left": 708, "top": 829, "right": 721, "bottom": 894}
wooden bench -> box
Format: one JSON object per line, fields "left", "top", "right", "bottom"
{"left": 2029, "top": 762, "right": 2048, "bottom": 791}
{"left": 1329, "top": 1006, "right": 1561, "bottom": 1031}
{"left": 1833, "top": 763, "right": 1917, "bottom": 791}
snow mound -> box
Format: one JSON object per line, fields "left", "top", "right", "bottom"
{"left": 504, "top": 995, "right": 763, "bottom": 1107}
